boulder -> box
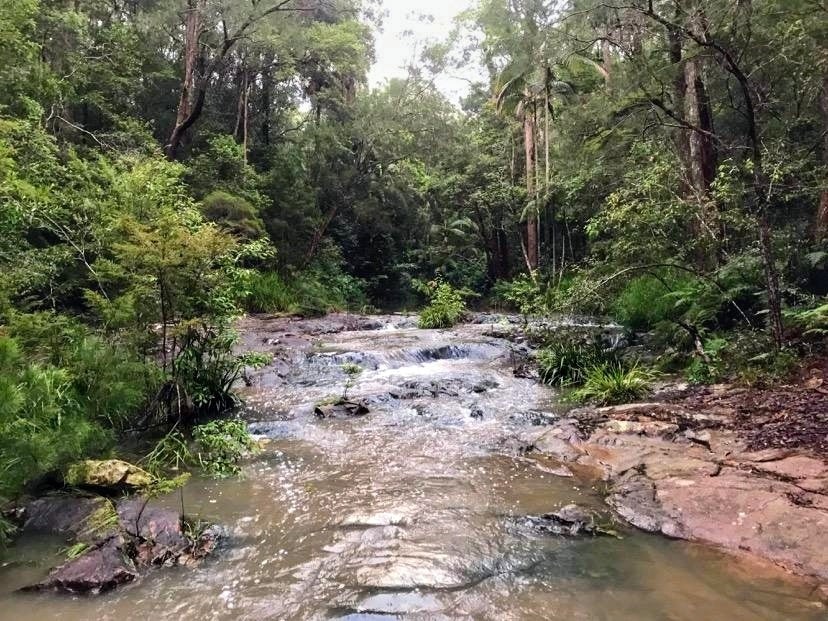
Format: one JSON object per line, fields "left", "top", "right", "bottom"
{"left": 117, "top": 499, "right": 189, "bottom": 565}
{"left": 22, "top": 495, "right": 107, "bottom": 536}
{"left": 24, "top": 536, "right": 138, "bottom": 594}
{"left": 21, "top": 496, "right": 222, "bottom": 595}
{"left": 65, "top": 460, "right": 152, "bottom": 492}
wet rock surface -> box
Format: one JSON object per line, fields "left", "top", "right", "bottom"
{"left": 520, "top": 504, "right": 617, "bottom": 537}
{"left": 522, "top": 402, "right": 828, "bottom": 583}
{"left": 315, "top": 400, "right": 370, "bottom": 419}
{"left": 21, "top": 495, "right": 107, "bottom": 537}
{"left": 25, "top": 536, "right": 138, "bottom": 594}
{"left": 19, "top": 495, "right": 220, "bottom": 595}
{"left": 6, "top": 314, "right": 824, "bottom": 619}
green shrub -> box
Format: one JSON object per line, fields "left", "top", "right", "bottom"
{"left": 491, "top": 276, "right": 546, "bottom": 317}
{"left": 246, "top": 272, "right": 300, "bottom": 314}
{"left": 245, "top": 267, "right": 367, "bottom": 317}
{"left": 613, "top": 275, "right": 686, "bottom": 331}
{"left": 686, "top": 332, "right": 800, "bottom": 387}
{"left": 172, "top": 321, "right": 270, "bottom": 416}
{"left": 0, "top": 335, "right": 116, "bottom": 500}
{"left": 785, "top": 300, "right": 828, "bottom": 338}
{"left": 201, "top": 191, "right": 265, "bottom": 239}
{"left": 143, "top": 430, "right": 192, "bottom": 475}
{"left": 416, "top": 280, "right": 469, "bottom": 329}
{"left": 685, "top": 336, "right": 728, "bottom": 384}
{"left": 7, "top": 312, "right": 158, "bottom": 429}
{"left": 572, "top": 362, "right": 655, "bottom": 405}
{"left": 536, "top": 340, "right": 620, "bottom": 387}
{"left": 341, "top": 363, "right": 363, "bottom": 400}
{"left": 0, "top": 516, "right": 17, "bottom": 549}
{"left": 193, "top": 419, "right": 258, "bottom": 478}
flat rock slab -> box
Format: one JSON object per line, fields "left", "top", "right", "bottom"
{"left": 525, "top": 406, "right": 828, "bottom": 584}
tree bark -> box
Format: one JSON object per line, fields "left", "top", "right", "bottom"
{"left": 523, "top": 94, "right": 539, "bottom": 273}
{"left": 684, "top": 54, "right": 718, "bottom": 268}
{"left": 817, "top": 71, "right": 828, "bottom": 237}
{"left": 261, "top": 53, "right": 274, "bottom": 146}
{"left": 642, "top": 1, "right": 783, "bottom": 347}
{"left": 667, "top": 23, "right": 692, "bottom": 196}
{"left": 166, "top": 0, "right": 205, "bottom": 159}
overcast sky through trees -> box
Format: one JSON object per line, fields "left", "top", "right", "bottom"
{"left": 369, "top": 1, "right": 479, "bottom": 104}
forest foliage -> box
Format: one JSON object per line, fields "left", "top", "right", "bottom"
{"left": 0, "top": 0, "right": 826, "bottom": 523}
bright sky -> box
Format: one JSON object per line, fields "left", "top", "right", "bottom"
{"left": 368, "top": 0, "right": 481, "bottom": 104}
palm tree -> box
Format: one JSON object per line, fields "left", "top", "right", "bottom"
{"left": 495, "top": 62, "right": 572, "bottom": 276}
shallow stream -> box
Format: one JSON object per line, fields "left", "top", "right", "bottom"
{"left": 0, "top": 318, "right": 823, "bottom": 620}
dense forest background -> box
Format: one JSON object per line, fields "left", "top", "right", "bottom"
{"left": 0, "top": 0, "right": 826, "bottom": 532}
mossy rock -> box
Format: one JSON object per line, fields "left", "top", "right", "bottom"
{"left": 65, "top": 460, "right": 152, "bottom": 492}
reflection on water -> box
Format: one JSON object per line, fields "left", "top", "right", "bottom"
{"left": 0, "top": 322, "right": 823, "bottom": 620}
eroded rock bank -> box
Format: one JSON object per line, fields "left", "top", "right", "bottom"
{"left": 520, "top": 400, "right": 828, "bottom": 589}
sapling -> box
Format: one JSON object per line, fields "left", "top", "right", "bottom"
{"left": 341, "top": 363, "right": 363, "bottom": 401}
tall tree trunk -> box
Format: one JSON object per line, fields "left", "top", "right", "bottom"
{"left": 242, "top": 70, "right": 250, "bottom": 165}
{"left": 667, "top": 9, "right": 717, "bottom": 270}
{"left": 817, "top": 71, "right": 828, "bottom": 237}
{"left": 166, "top": 0, "right": 204, "bottom": 159}
{"left": 667, "top": 24, "right": 692, "bottom": 196}
{"left": 685, "top": 55, "right": 718, "bottom": 268}
{"left": 261, "top": 53, "right": 274, "bottom": 146}
{"left": 524, "top": 95, "right": 539, "bottom": 273}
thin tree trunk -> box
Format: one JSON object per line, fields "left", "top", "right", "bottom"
{"left": 524, "top": 93, "right": 539, "bottom": 274}
{"left": 817, "top": 71, "right": 828, "bottom": 237}
{"left": 234, "top": 64, "right": 245, "bottom": 139}
{"left": 758, "top": 212, "right": 784, "bottom": 347}
{"left": 261, "top": 53, "right": 274, "bottom": 146}
{"left": 242, "top": 69, "right": 250, "bottom": 165}
{"left": 539, "top": 88, "right": 557, "bottom": 279}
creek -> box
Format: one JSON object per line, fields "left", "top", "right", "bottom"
{"left": 0, "top": 317, "right": 823, "bottom": 620}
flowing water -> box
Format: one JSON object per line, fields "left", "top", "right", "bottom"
{"left": 0, "top": 318, "right": 824, "bottom": 620}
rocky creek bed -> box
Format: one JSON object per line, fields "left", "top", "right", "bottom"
{"left": 0, "top": 312, "right": 826, "bottom": 620}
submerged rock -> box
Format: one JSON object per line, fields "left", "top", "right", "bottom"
{"left": 25, "top": 536, "right": 138, "bottom": 594}
{"left": 315, "top": 401, "right": 370, "bottom": 419}
{"left": 395, "top": 378, "right": 498, "bottom": 400}
{"left": 522, "top": 504, "right": 618, "bottom": 537}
